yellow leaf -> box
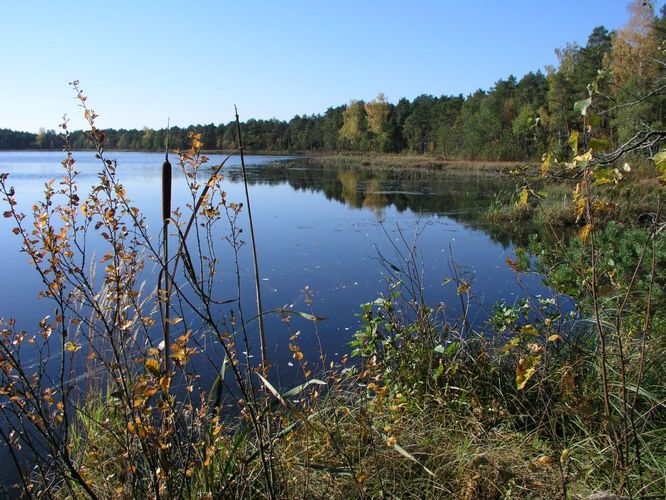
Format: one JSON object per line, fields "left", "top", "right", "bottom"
{"left": 293, "top": 351, "right": 304, "bottom": 361}
{"left": 593, "top": 200, "right": 614, "bottom": 212}
{"left": 572, "top": 183, "right": 581, "bottom": 201}
{"left": 159, "top": 376, "right": 171, "bottom": 392}
{"left": 575, "top": 197, "right": 587, "bottom": 222}
{"left": 501, "top": 337, "right": 521, "bottom": 353}
{"left": 653, "top": 150, "right": 666, "bottom": 171}
{"left": 505, "top": 257, "right": 522, "bottom": 272}
{"left": 568, "top": 130, "right": 579, "bottom": 154}
{"left": 65, "top": 341, "right": 80, "bottom": 352}
{"left": 548, "top": 334, "right": 562, "bottom": 342}
{"left": 145, "top": 358, "right": 161, "bottom": 376}
{"left": 519, "top": 324, "right": 538, "bottom": 336}
{"left": 516, "top": 354, "right": 541, "bottom": 390}
{"left": 517, "top": 188, "right": 529, "bottom": 208}
{"left": 540, "top": 152, "right": 554, "bottom": 177}
{"left": 560, "top": 448, "right": 571, "bottom": 463}
{"left": 535, "top": 455, "right": 553, "bottom": 467}
{"left": 120, "top": 319, "right": 134, "bottom": 330}
{"left": 527, "top": 343, "right": 544, "bottom": 354}
{"left": 573, "top": 149, "right": 592, "bottom": 162}
{"left": 579, "top": 223, "right": 593, "bottom": 243}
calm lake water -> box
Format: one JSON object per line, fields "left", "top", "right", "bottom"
{"left": 0, "top": 151, "right": 561, "bottom": 377}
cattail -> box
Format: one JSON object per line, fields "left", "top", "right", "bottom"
{"left": 162, "top": 122, "right": 172, "bottom": 223}
{"left": 161, "top": 120, "right": 172, "bottom": 372}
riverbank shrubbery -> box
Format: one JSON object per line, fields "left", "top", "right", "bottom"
{"left": 485, "top": 167, "right": 663, "bottom": 233}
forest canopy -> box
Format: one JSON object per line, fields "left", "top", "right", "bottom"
{"left": 2, "top": 2, "right": 665, "bottom": 163}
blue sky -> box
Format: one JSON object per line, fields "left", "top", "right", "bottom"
{"left": 0, "top": 1, "right": 662, "bottom": 132}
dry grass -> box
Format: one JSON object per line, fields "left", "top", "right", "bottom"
{"left": 260, "top": 382, "right": 565, "bottom": 499}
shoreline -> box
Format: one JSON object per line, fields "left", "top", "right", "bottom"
{"left": 305, "top": 153, "right": 539, "bottom": 175}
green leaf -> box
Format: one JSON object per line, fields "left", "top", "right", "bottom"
{"left": 208, "top": 355, "right": 229, "bottom": 410}
{"left": 588, "top": 112, "right": 602, "bottom": 128}
{"left": 592, "top": 167, "right": 613, "bottom": 185}
{"left": 589, "top": 138, "right": 610, "bottom": 151}
{"left": 653, "top": 150, "right": 666, "bottom": 173}
{"left": 432, "top": 361, "right": 444, "bottom": 381}
{"left": 574, "top": 98, "right": 592, "bottom": 116}
{"left": 290, "top": 310, "right": 327, "bottom": 322}
{"left": 434, "top": 344, "right": 445, "bottom": 354}
{"left": 445, "top": 342, "right": 461, "bottom": 357}
{"left": 282, "top": 379, "right": 326, "bottom": 399}
{"left": 388, "top": 263, "right": 402, "bottom": 274}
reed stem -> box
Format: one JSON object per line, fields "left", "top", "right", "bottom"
{"left": 235, "top": 106, "right": 268, "bottom": 370}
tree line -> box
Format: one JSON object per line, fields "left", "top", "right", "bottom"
{"left": 1, "top": 1, "right": 664, "bottom": 162}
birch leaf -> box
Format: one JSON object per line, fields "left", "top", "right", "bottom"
{"left": 516, "top": 354, "right": 541, "bottom": 390}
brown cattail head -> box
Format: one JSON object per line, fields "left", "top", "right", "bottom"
{"left": 162, "top": 158, "right": 171, "bottom": 223}
{"left": 162, "top": 118, "right": 172, "bottom": 223}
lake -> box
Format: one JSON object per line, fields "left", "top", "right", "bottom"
{"left": 0, "top": 151, "right": 560, "bottom": 380}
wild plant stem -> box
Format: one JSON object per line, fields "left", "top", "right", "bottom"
{"left": 583, "top": 169, "right": 624, "bottom": 478}
{"left": 161, "top": 124, "right": 172, "bottom": 373}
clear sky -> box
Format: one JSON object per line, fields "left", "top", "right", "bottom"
{"left": 1, "top": 1, "right": 662, "bottom": 133}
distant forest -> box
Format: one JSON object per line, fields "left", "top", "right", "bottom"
{"left": 2, "top": 3, "right": 665, "bottom": 162}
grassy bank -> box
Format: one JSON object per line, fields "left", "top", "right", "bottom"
{"left": 41, "top": 265, "right": 664, "bottom": 498}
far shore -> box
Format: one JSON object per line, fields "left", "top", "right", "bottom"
{"left": 304, "top": 153, "right": 539, "bottom": 174}
{"left": 1, "top": 148, "right": 539, "bottom": 174}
